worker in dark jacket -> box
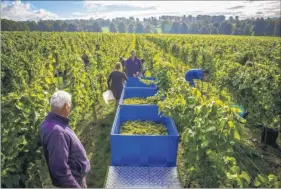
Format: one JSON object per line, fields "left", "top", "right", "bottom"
{"left": 185, "top": 69, "right": 208, "bottom": 88}
{"left": 107, "top": 62, "right": 128, "bottom": 101}
{"left": 125, "top": 50, "right": 141, "bottom": 77}
{"left": 40, "top": 91, "right": 90, "bottom": 188}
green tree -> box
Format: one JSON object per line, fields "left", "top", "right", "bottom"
{"left": 161, "top": 20, "right": 171, "bottom": 34}
{"left": 135, "top": 22, "right": 144, "bottom": 33}
{"left": 200, "top": 26, "right": 209, "bottom": 34}
{"left": 243, "top": 24, "right": 252, "bottom": 35}
{"left": 274, "top": 20, "right": 281, "bottom": 36}
{"left": 265, "top": 19, "right": 275, "bottom": 36}
{"left": 67, "top": 24, "right": 78, "bottom": 32}
{"left": 27, "top": 21, "right": 38, "bottom": 31}
{"left": 118, "top": 22, "right": 127, "bottom": 33}
{"left": 38, "top": 21, "right": 52, "bottom": 31}
{"left": 109, "top": 22, "right": 118, "bottom": 33}
{"left": 253, "top": 17, "right": 266, "bottom": 36}
{"left": 170, "top": 22, "right": 181, "bottom": 34}
{"left": 210, "top": 26, "right": 219, "bottom": 34}
{"left": 18, "top": 23, "right": 30, "bottom": 31}
{"left": 151, "top": 17, "right": 158, "bottom": 27}
{"left": 144, "top": 24, "right": 153, "bottom": 33}
{"left": 53, "top": 21, "right": 62, "bottom": 31}
{"left": 189, "top": 22, "right": 199, "bottom": 34}
{"left": 180, "top": 23, "right": 188, "bottom": 34}
{"left": 219, "top": 21, "right": 233, "bottom": 34}
{"left": 128, "top": 23, "right": 135, "bottom": 33}
{"left": 2, "top": 19, "right": 16, "bottom": 31}
{"left": 61, "top": 22, "right": 68, "bottom": 31}
{"left": 93, "top": 22, "right": 102, "bottom": 32}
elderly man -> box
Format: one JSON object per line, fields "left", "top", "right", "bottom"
{"left": 125, "top": 50, "right": 142, "bottom": 77}
{"left": 40, "top": 91, "right": 90, "bottom": 188}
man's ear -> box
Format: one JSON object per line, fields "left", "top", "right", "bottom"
{"left": 62, "top": 103, "right": 67, "bottom": 110}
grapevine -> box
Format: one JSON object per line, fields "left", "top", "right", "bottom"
{"left": 1, "top": 32, "right": 280, "bottom": 188}
{"left": 136, "top": 35, "right": 281, "bottom": 187}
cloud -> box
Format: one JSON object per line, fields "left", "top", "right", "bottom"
{"left": 71, "top": 1, "right": 159, "bottom": 19}
{"left": 2, "top": 1, "right": 281, "bottom": 21}
{"left": 227, "top": 6, "right": 245, "bottom": 10}
{"left": 83, "top": 1, "right": 157, "bottom": 12}
{"left": 1, "top": 1, "right": 58, "bottom": 21}
{"left": 256, "top": 11, "right": 263, "bottom": 14}
{"left": 72, "top": 1, "right": 281, "bottom": 20}
{"left": 98, "top": 4, "right": 157, "bottom": 12}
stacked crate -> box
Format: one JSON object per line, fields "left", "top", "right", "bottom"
{"left": 105, "top": 77, "right": 181, "bottom": 188}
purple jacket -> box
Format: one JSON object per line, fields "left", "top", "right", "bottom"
{"left": 40, "top": 112, "right": 90, "bottom": 188}
{"left": 125, "top": 57, "right": 142, "bottom": 77}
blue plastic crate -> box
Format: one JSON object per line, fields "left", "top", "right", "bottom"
{"left": 110, "top": 105, "right": 179, "bottom": 167}
{"left": 124, "top": 77, "right": 156, "bottom": 88}
{"left": 232, "top": 104, "right": 245, "bottom": 117}
{"left": 119, "top": 87, "right": 158, "bottom": 105}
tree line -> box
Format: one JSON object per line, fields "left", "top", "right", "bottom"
{"left": 1, "top": 15, "right": 280, "bottom": 36}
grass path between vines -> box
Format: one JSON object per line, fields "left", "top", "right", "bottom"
{"left": 78, "top": 102, "right": 115, "bottom": 188}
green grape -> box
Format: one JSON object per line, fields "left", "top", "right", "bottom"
{"left": 139, "top": 78, "right": 155, "bottom": 86}
{"left": 120, "top": 120, "right": 168, "bottom": 135}
{"left": 123, "top": 97, "right": 156, "bottom": 104}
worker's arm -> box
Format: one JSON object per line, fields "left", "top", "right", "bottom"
{"left": 107, "top": 73, "right": 112, "bottom": 89}
{"left": 125, "top": 59, "right": 130, "bottom": 76}
{"left": 189, "top": 79, "right": 195, "bottom": 87}
{"left": 123, "top": 72, "right": 128, "bottom": 81}
{"left": 137, "top": 59, "right": 142, "bottom": 73}
{"left": 197, "top": 70, "right": 204, "bottom": 81}
{"left": 47, "top": 132, "right": 81, "bottom": 188}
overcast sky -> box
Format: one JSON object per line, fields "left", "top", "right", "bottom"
{"left": 1, "top": 0, "right": 280, "bottom": 21}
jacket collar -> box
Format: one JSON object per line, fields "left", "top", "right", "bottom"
{"left": 46, "top": 112, "right": 70, "bottom": 126}
{"left": 129, "top": 57, "right": 138, "bottom": 61}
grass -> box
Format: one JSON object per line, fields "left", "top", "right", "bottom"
{"left": 78, "top": 101, "right": 116, "bottom": 187}
{"left": 156, "top": 27, "right": 162, "bottom": 34}
{"left": 236, "top": 124, "right": 281, "bottom": 179}
{"left": 102, "top": 27, "right": 110, "bottom": 33}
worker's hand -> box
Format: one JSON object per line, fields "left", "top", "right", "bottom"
{"left": 133, "top": 74, "right": 137, "bottom": 77}
{"left": 136, "top": 72, "right": 139, "bottom": 76}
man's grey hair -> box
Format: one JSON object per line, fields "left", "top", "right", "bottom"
{"left": 50, "top": 90, "right": 71, "bottom": 110}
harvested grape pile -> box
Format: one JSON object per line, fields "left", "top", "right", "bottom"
{"left": 139, "top": 78, "right": 155, "bottom": 86}
{"left": 120, "top": 120, "right": 168, "bottom": 135}
{"left": 123, "top": 97, "right": 152, "bottom": 104}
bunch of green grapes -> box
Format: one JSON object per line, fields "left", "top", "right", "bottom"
{"left": 123, "top": 96, "right": 160, "bottom": 105}
{"left": 120, "top": 120, "right": 168, "bottom": 135}
{"left": 123, "top": 97, "right": 152, "bottom": 104}
{"left": 139, "top": 78, "right": 155, "bottom": 86}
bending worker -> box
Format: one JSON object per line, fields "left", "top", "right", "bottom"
{"left": 185, "top": 69, "right": 209, "bottom": 87}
